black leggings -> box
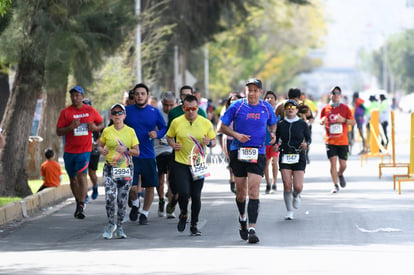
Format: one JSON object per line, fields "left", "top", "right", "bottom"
{"left": 173, "top": 161, "right": 204, "bottom": 226}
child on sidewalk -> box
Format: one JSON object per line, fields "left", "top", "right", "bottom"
{"left": 37, "top": 148, "right": 62, "bottom": 192}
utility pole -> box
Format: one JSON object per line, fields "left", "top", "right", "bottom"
{"left": 135, "top": 0, "right": 142, "bottom": 83}
{"left": 204, "top": 46, "right": 209, "bottom": 99}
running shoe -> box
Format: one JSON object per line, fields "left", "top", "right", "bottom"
{"left": 85, "top": 194, "right": 89, "bottom": 204}
{"left": 102, "top": 223, "right": 117, "bottom": 239}
{"left": 167, "top": 212, "right": 176, "bottom": 219}
{"left": 272, "top": 184, "right": 277, "bottom": 191}
{"left": 293, "top": 195, "right": 301, "bottom": 209}
{"left": 177, "top": 214, "right": 188, "bottom": 232}
{"left": 238, "top": 217, "right": 248, "bottom": 241}
{"left": 339, "top": 175, "right": 346, "bottom": 188}
{"left": 74, "top": 204, "right": 85, "bottom": 219}
{"left": 247, "top": 229, "right": 259, "bottom": 244}
{"left": 139, "top": 213, "right": 148, "bottom": 225}
{"left": 114, "top": 227, "right": 127, "bottom": 239}
{"left": 265, "top": 184, "right": 271, "bottom": 194}
{"left": 285, "top": 211, "right": 294, "bottom": 220}
{"left": 166, "top": 201, "right": 176, "bottom": 219}
{"left": 158, "top": 199, "right": 166, "bottom": 217}
{"left": 129, "top": 206, "right": 139, "bottom": 221}
{"left": 91, "top": 185, "right": 98, "bottom": 200}
{"left": 331, "top": 184, "right": 340, "bottom": 194}
{"left": 190, "top": 225, "right": 202, "bottom": 236}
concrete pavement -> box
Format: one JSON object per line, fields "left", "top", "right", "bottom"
{"left": 0, "top": 111, "right": 413, "bottom": 275}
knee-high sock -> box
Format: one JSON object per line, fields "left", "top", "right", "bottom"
{"left": 247, "top": 199, "right": 259, "bottom": 224}
{"left": 236, "top": 198, "right": 246, "bottom": 216}
{"left": 284, "top": 191, "right": 293, "bottom": 211}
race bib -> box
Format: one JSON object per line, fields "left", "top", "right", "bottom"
{"left": 112, "top": 167, "right": 132, "bottom": 179}
{"left": 281, "top": 154, "right": 299, "bottom": 164}
{"left": 73, "top": 123, "right": 88, "bottom": 136}
{"left": 238, "top": 147, "right": 259, "bottom": 163}
{"left": 329, "top": 123, "right": 343, "bottom": 134}
{"left": 190, "top": 163, "right": 210, "bottom": 181}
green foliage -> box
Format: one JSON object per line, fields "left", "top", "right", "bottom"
{"left": 370, "top": 29, "right": 414, "bottom": 94}
{"left": 207, "top": 0, "right": 326, "bottom": 98}
{"left": 0, "top": 0, "right": 12, "bottom": 17}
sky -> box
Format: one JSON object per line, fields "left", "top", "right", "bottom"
{"left": 322, "top": 0, "right": 414, "bottom": 68}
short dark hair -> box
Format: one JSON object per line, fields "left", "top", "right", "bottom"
{"left": 180, "top": 85, "right": 193, "bottom": 95}
{"left": 44, "top": 148, "right": 54, "bottom": 159}
{"left": 288, "top": 88, "right": 301, "bottom": 99}
{"left": 133, "top": 83, "right": 149, "bottom": 94}
{"left": 128, "top": 89, "right": 135, "bottom": 100}
{"left": 264, "top": 90, "right": 277, "bottom": 99}
{"left": 182, "top": 94, "right": 198, "bottom": 104}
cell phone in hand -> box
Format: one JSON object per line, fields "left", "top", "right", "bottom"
{"left": 0, "top": 127, "right": 2, "bottom": 133}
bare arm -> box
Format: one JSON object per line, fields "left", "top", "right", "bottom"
{"left": 218, "top": 123, "right": 250, "bottom": 143}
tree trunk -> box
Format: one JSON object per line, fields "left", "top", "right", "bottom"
{"left": 36, "top": 86, "right": 67, "bottom": 174}
{"left": 0, "top": 72, "right": 10, "bottom": 122}
{"left": 0, "top": 58, "right": 44, "bottom": 196}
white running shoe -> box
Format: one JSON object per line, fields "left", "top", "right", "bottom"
{"left": 114, "top": 227, "right": 127, "bottom": 239}
{"left": 293, "top": 195, "right": 301, "bottom": 209}
{"left": 102, "top": 223, "right": 117, "bottom": 239}
{"left": 285, "top": 211, "right": 294, "bottom": 220}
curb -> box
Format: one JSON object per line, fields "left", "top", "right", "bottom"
{"left": 0, "top": 183, "right": 73, "bottom": 226}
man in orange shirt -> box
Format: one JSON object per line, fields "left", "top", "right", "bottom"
{"left": 38, "top": 148, "right": 62, "bottom": 192}
{"left": 320, "top": 86, "right": 355, "bottom": 194}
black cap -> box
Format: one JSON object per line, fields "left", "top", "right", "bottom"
{"left": 246, "top": 78, "right": 262, "bottom": 89}
{"left": 285, "top": 99, "right": 298, "bottom": 107}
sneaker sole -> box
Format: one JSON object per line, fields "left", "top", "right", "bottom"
{"left": 239, "top": 229, "right": 248, "bottom": 240}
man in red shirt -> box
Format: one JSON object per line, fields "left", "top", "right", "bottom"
{"left": 320, "top": 86, "right": 355, "bottom": 194}
{"left": 56, "top": 86, "right": 104, "bottom": 219}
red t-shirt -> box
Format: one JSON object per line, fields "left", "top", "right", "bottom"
{"left": 320, "top": 103, "right": 354, "bottom": 146}
{"left": 56, "top": 105, "right": 103, "bottom": 153}
{"left": 41, "top": 160, "right": 62, "bottom": 187}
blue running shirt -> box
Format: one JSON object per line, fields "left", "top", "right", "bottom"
{"left": 220, "top": 98, "right": 277, "bottom": 154}
{"left": 125, "top": 104, "right": 167, "bottom": 159}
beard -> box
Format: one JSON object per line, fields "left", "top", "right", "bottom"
{"left": 135, "top": 100, "right": 148, "bottom": 107}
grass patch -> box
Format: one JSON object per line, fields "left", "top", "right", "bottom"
{"left": 0, "top": 161, "right": 105, "bottom": 208}
{"left": 0, "top": 197, "right": 21, "bottom": 207}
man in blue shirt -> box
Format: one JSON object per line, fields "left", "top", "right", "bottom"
{"left": 219, "top": 78, "right": 277, "bottom": 244}
{"left": 125, "top": 83, "right": 167, "bottom": 225}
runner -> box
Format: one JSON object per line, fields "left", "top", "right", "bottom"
{"left": 56, "top": 86, "right": 104, "bottom": 219}
{"left": 320, "top": 86, "right": 355, "bottom": 193}
{"left": 166, "top": 95, "right": 216, "bottom": 236}
{"left": 219, "top": 78, "right": 277, "bottom": 244}
{"left": 98, "top": 103, "right": 139, "bottom": 239}
{"left": 273, "top": 100, "right": 311, "bottom": 220}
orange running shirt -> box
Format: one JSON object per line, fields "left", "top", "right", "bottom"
{"left": 320, "top": 103, "right": 354, "bottom": 146}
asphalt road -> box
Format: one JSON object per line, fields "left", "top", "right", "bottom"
{"left": 0, "top": 111, "right": 413, "bottom": 275}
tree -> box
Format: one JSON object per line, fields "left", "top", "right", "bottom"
{"left": 0, "top": 0, "right": 52, "bottom": 196}
{"left": 207, "top": 0, "right": 326, "bottom": 98}
{"left": 0, "top": 0, "right": 136, "bottom": 196}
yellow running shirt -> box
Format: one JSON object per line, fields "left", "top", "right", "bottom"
{"left": 99, "top": 125, "right": 139, "bottom": 168}
{"left": 167, "top": 115, "right": 216, "bottom": 165}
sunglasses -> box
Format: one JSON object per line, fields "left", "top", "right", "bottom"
{"left": 331, "top": 91, "right": 341, "bottom": 95}
{"left": 111, "top": 111, "right": 125, "bottom": 115}
{"left": 183, "top": 106, "right": 197, "bottom": 111}
{"left": 285, "top": 105, "right": 297, "bottom": 110}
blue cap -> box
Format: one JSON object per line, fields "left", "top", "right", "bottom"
{"left": 69, "top": 86, "right": 84, "bottom": 96}
{"left": 246, "top": 78, "right": 262, "bottom": 89}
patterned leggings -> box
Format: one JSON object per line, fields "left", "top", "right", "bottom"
{"left": 103, "top": 165, "right": 132, "bottom": 226}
